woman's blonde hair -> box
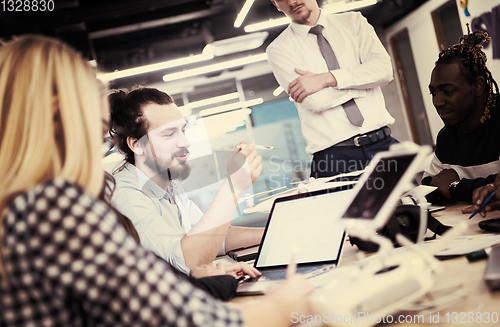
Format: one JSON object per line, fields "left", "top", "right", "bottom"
{"left": 0, "top": 35, "right": 104, "bottom": 274}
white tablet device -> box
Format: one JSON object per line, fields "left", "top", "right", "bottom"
{"left": 341, "top": 142, "right": 431, "bottom": 232}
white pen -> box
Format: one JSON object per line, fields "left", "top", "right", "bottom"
{"left": 236, "top": 145, "right": 275, "bottom": 150}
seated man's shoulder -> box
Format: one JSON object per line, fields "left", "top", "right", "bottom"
{"left": 112, "top": 165, "right": 141, "bottom": 188}
{"left": 110, "top": 166, "right": 150, "bottom": 205}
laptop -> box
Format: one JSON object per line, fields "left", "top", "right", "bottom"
{"left": 237, "top": 143, "right": 432, "bottom": 295}
{"left": 236, "top": 184, "right": 355, "bottom": 295}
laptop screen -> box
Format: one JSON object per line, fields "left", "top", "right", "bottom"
{"left": 342, "top": 154, "right": 416, "bottom": 220}
{"left": 255, "top": 187, "right": 355, "bottom": 268}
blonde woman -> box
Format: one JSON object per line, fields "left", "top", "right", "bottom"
{"left": 0, "top": 35, "right": 313, "bottom": 326}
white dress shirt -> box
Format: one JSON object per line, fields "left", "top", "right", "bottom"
{"left": 266, "top": 11, "right": 395, "bottom": 154}
{"left": 112, "top": 163, "right": 212, "bottom": 274}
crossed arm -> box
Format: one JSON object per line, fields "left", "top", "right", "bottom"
{"left": 266, "top": 12, "right": 392, "bottom": 111}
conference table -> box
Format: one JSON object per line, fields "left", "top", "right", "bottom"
{"left": 230, "top": 203, "right": 500, "bottom": 326}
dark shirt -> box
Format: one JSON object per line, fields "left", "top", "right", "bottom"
{"left": 423, "top": 98, "right": 500, "bottom": 203}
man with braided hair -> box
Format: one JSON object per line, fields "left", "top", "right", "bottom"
{"left": 423, "top": 26, "right": 500, "bottom": 205}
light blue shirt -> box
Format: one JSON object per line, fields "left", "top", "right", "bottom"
{"left": 111, "top": 163, "right": 207, "bottom": 274}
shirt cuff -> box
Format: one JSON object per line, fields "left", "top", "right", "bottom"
{"left": 170, "top": 240, "right": 190, "bottom": 275}
{"left": 331, "top": 68, "right": 352, "bottom": 89}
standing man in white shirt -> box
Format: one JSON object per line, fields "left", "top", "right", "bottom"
{"left": 108, "top": 87, "right": 264, "bottom": 274}
{"left": 267, "top": 0, "right": 397, "bottom": 178}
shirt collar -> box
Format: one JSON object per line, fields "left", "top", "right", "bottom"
{"left": 125, "top": 162, "right": 167, "bottom": 199}
{"left": 290, "top": 10, "right": 329, "bottom": 37}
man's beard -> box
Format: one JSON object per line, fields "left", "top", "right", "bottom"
{"left": 144, "top": 151, "right": 191, "bottom": 182}
{"left": 290, "top": 5, "right": 312, "bottom": 24}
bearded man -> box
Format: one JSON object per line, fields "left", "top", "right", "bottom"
{"left": 109, "top": 88, "right": 264, "bottom": 274}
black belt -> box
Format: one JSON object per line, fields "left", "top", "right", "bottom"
{"left": 334, "top": 126, "right": 391, "bottom": 147}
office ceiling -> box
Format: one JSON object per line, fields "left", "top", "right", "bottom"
{"left": 1, "top": 0, "right": 427, "bottom": 90}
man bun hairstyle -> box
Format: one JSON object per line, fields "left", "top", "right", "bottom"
{"left": 108, "top": 87, "right": 174, "bottom": 168}
{"left": 436, "top": 24, "right": 499, "bottom": 123}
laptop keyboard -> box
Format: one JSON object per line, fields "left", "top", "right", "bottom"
{"left": 259, "top": 266, "right": 327, "bottom": 281}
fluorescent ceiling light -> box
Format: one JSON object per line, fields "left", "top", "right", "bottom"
{"left": 234, "top": 0, "right": 256, "bottom": 28}
{"left": 179, "top": 92, "right": 240, "bottom": 109}
{"left": 203, "top": 109, "right": 252, "bottom": 138}
{"left": 203, "top": 109, "right": 251, "bottom": 127}
{"left": 97, "top": 32, "right": 269, "bottom": 82}
{"left": 245, "top": 17, "right": 289, "bottom": 33}
{"left": 163, "top": 85, "right": 195, "bottom": 96}
{"left": 163, "top": 53, "right": 268, "bottom": 82}
{"left": 273, "top": 86, "right": 284, "bottom": 96}
{"left": 178, "top": 92, "right": 240, "bottom": 117}
{"left": 179, "top": 107, "right": 192, "bottom": 117}
{"left": 200, "top": 98, "right": 263, "bottom": 116}
{"left": 203, "top": 109, "right": 252, "bottom": 126}
{"left": 244, "top": 0, "right": 378, "bottom": 32}
{"left": 97, "top": 52, "right": 214, "bottom": 82}
{"left": 203, "top": 32, "right": 268, "bottom": 56}
{"left": 203, "top": 108, "right": 252, "bottom": 123}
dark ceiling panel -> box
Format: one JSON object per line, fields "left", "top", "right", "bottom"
{"left": 1, "top": 0, "right": 428, "bottom": 88}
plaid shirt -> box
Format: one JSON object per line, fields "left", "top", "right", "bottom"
{"left": 1, "top": 178, "right": 242, "bottom": 327}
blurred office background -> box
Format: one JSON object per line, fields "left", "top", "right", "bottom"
{"left": 3, "top": 0, "right": 499, "bottom": 215}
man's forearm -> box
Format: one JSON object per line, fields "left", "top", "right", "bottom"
{"left": 459, "top": 174, "right": 497, "bottom": 203}
{"left": 181, "top": 222, "right": 231, "bottom": 269}
{"left": 181, "top": 226, "right": 264, "bottom": 269}
{"left": 224, "top": 226, "right": 265, "bottom": 252}
{"left": 324, "top": 71, "right": 337, "bottom": 88}
{"left": 181, "top": 179, "right": 241, "bottom": 269}
{"left": 288, "top": 70, "right": 337, "bottom": 104}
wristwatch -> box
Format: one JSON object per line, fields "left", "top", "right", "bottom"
{"left": 448, "top": 180, "right": 460, "bottom": 196}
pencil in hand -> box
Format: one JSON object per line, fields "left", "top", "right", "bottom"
{"left": 469, "top": 191, "right": 496, "bottom": 219}
{"left": 236, "top": 144, "right": 275, "bottom": 150}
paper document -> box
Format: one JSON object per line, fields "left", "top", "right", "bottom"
{"left": 427, "top": 234, "right": 500, "bottom": 257}
{"left": 402, "top": 185, "right": 437, "bottom": 202}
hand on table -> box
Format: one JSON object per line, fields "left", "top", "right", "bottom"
{"left": 228, "top": 260, "right": 314, "bottom": 327}
{"left": 190, "top": 262, "right": 261, "bottom": 279}
{"left": 288, "top": 68, "right": 336, "bottom": 103}
{"left": 430, "top": 169, "right": 460, "bottom": 199}
{"left": 462, "top": 179, "right": 500, "bottom": 217}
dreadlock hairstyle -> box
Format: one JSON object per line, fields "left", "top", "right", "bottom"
{"left": 436, "top": 24, "right": 499, "bottom": 123}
